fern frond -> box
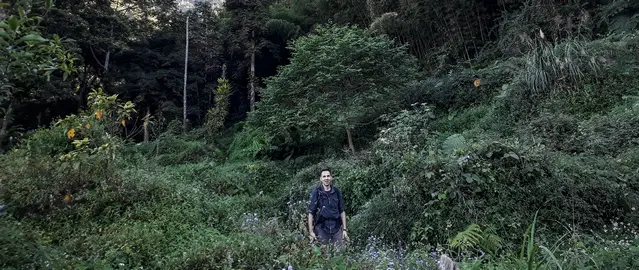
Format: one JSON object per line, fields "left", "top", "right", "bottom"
{"left": 227, "top": 125, "right": 272, "bottom": 161}
{"left": 480, "top": 230, "right": 504, "bottom": 256}
{"left": 450, "top": 223, "right": 483, "bottom": 252}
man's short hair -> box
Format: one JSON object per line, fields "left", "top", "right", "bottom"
{"left": 318, "top": 167, "right": 332, "bottom": 176}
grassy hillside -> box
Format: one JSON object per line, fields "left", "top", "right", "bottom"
{"left": 2, "top": 16, "right": 639, "bottom": 270}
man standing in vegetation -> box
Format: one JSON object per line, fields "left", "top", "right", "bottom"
{"left": 307, "top": 168, "right": 349, "bottom": 246}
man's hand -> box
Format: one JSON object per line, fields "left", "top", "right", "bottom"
{"left": 342, "top": 230, "right": 350, "bottom": 242}
{"left": 309, "top": 231, "right": 317, "bottom": 242}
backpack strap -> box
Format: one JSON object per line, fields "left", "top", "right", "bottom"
{"left": 335, "top": 187, "right": 343, "bottom": 212}
{"left": 311, "top": 187, "right": 321, "bottom": 225}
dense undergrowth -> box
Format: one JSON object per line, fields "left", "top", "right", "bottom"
{"left": 2, "top": 26, "right": 639, "bottom": 270}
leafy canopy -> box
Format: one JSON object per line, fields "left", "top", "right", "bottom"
{"left": 0, "top": 1, "right": 77, "bottom": 101}
{"left": 253, "top": 24, "right": 419, "bottom": 146}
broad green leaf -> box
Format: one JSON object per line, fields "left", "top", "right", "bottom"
{"left": 7, "top": 17, "right": 19, "bottom": 31}
{"left": 463, "top": 173, "right": 480, "bottom": 183}
{"left": 447, "top": 111, "right": 457, "bottom": 120}
{"left": 442, "top": 134, "right": 467, "bottom": 154}
{"left": 504, "top": 152, "right": 520, "bottom": 160}
{"left": 16, "top": 33, "right": 47, "bottom": 44}
{"left": 0, "top": 22, "right": 9, "bottom": 29}
{"left": 18, "top": 7, "right": 26, "bottom": 20}
{"left": 424, "top": 171, "right": 434, "bottom": 179}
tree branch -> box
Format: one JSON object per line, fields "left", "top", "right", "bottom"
{"left": 89, "top": 45, "right": 105, "bottom": 69}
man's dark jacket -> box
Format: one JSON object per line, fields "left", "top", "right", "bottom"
{"left": 308, "top": 185, "right": 344, "bottom": 235}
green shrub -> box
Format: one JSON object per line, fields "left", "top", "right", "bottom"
{"left": 579, "top": 107, "right": 639, "bottom": 156}
{"left": 179, "top": 232, "right": 289, "bottom": 269}
{"left": 17, "top": 125, "right": 73, "bottom": 157}
{"left": 542, "top": 72, "right": 639, "bottom": 118}
{"left": 182, "top": 161, "right": 291, "bottom": 198}
{"left": 227, "top": 123, "right": 272, "bottom": 162}
{"left": 0, "top": 144, "right": 292, "bottom": 268}
{"left": 245, "top": 161, "right": 292, "bottom": 195}
{"left": 147, "top": 134, "right": 222, "bottom": 166}
{"left": 431, "top": 105, "right": 493, "bottom": 134}
{"left": 521, "top": 112, "right": 581, "bottom": 152}
{"left": 0, "top": 149, "right": 120, "bottom": 219}
{"left": 402, "top": 64, "right": 511, "bottom": 112}
{"left": 474, "top": 231, "right": 639, "bottom": 270}
{"left": 499, "top": 32, "right": 639, "bottom": 119}
{"left": 347, "top": 126, "right": 637, "bottom": 249}
{"left": 0, "top": 217, "right": 51, "bottom": 269}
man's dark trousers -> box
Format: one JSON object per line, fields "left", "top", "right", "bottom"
{"left": 314, "top": 224, "right": 343, "bottom": 245}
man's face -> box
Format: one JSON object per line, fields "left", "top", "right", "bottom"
{"left": 320, "top": 171, "right": 332, "bottom": 187}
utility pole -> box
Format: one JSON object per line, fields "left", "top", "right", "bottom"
{"left": 183, "top": 15, "right": 189, "bottom": 133}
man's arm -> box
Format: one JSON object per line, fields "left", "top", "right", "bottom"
{"left": 340, "top": 211, "right": 350, "bottom": 241}
{"left": 340, "top": 211, "right": 347, "bottom": 232}
{"left": 338, "top": 189, "right": 349, "bottom": 240}
{"left": 308, "top": 213, "right": 315, "bottom": 233}
{"left": 307, "top": 189, "right": 318, "bottom": 240}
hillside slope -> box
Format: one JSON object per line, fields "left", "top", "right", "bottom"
{"left": 2, "top": 31, "right": 639, "bottom": 269}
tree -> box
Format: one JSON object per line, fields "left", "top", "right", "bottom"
{"left": 183, "top": 13, "right": 189, "bottom": 133}
{"left": 252, "top": 24, "right": 419, "bottom": 153}
{"left": 203, "top": 78, "right": 231, "bottom": 138}
{"left": 0, "top": 1, "right": 77, "bottom": 150}
{"left": 223, "top": 0, "right": 274, "bottom": 113}
{"left": 102, "top": 2, "right": 223, "bottom": 140}
{"left": 40, "top": 0, "right": 181, "bottom": 109}
{"left": 107, "top": 31, "right": 185, "bottom": 140}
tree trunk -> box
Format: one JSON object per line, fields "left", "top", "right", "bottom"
{"left": 105, "top": 24, "right": 113, "bottom": 73}
{"left": 79, "top": 64, "right": 90, "bottom": 108}
{"left": 346, "top": 127, "right": 355, "bottom": 154}
{"left": 366, "top": 0, "right": 377, "bottom": 20}
{"left": 0, "top": 101, "right": 14, "bottom": 150}
{"left": 222, "top": 63, "right": 227, "bottom": 80}
{"left": 143, "top": 105, "right": 150, "bottom": 144}
{"left": 80, "top": 75, "right": 96, "bottom": 109}
{"left": 183, "top": 15, "right": 189, "bottom": 133}
{"left": 249, "top": 31, "right": 256, "bottom": 112}
{"left": 474, "top": 0, "right": 486, "bottom": 43}
{"left": 104, "top": 51, "right": 110, "bottom": 73}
